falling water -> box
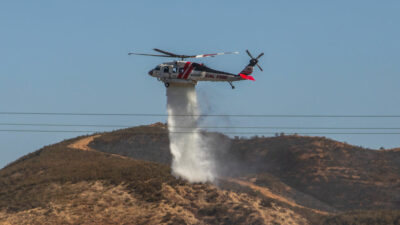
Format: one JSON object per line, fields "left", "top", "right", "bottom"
{"left": 166, "top": 83, "right": 215, "bottom": 183}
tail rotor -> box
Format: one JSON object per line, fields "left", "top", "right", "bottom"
{"left": 246, "top": 50, "right": 264, "bottom": 71}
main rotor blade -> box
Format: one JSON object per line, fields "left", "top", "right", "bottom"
{"left": 132, "top": 49, "right": 239, "bottom": 60}
{"left": 191, "top": 51, "right": 239, "bottom": 58}
{"left": 128, "top": 52, "right": 173, "bottom": 57}
{"left": 246, "top": 50, "right": 254, "bottom": 59}
{"left": 256, "top": 52, "right": 264, "bottom": 59}
{"left": 153, "top": 48, "right": 179, "bottom": 57}
{"left": 256, "top": 64, "right": 263, "bottom": 71}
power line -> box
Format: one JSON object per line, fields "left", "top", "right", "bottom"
{"left": 175, "top": 126, "right": 400, "bottom": 130}
{"left": 1, "top": 112, "right": 400, "bottom": 118}
{"left": 0, "top": 129, "right": 98, "bottom": 133}
{"left": 0, "top": 129, "right": 399, "bottom": 135}
{"left": 0, "top": 123, "right": 400, "bottom": 130}
{"left": 0, "top": 112, "right": 166, "bottom": 116}
{"left": 0, "top": 123, "right": 127, "bottom": 128}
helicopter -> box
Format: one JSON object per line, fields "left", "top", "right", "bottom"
{"left": 128, "top": 48, "right": 264, "bottom": 89}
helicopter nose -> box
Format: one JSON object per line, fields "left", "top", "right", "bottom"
{"left": 148, "top": 69, "right": 153, "bottom": 76}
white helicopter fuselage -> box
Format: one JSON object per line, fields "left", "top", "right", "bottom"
{"left": 148, "top": 61, "right": 246, "bottom": 86}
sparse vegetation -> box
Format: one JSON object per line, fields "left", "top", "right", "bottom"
{"left": 0, "top": 137, "right": 178, "bottom": 212}
{"left": 229, "top": 135, "right": 400, "bottom": 211}
{"left": 319, "top": 210, "right": 400, "bottom": 225}
{"left": 1, "top": 123, "right": 400, "bottom": 224}
{"left": 89, "top": 123, "right": 172, "bottom": 164}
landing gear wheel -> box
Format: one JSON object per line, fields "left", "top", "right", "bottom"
{"left": 231, "top": 85, "right": 235, "bottom": 89}
{"left": 164, "top": 82, "right": 170, "bottom": 88}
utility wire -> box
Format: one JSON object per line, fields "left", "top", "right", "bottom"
{"left": 0, "top": 123, "right": 128, "bottom": 128}
{"left": 0, "top": 129, "right": 399, "bottom": 135}
{"left": 0, "top": 123, "right": 400, "bottom": 130}
{"left": 1, "top": 112, "right": 400, "bottom": 118}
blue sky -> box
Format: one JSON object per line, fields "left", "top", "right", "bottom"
{"left": 1, "top": 0, "right": 399, "bottom": 168}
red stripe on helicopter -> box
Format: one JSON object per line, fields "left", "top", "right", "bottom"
{"left": 178, "top": 62, "right": 190, "bottom": 79}
{"left": 183, "top": 63, "right": 194, "bottom": 79}
{"left": 239, "top": 73, "right": 255, "bottom": 81}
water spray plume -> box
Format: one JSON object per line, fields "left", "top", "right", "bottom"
{"left": 166, "top": 84, "right": 215, "bottom": 183}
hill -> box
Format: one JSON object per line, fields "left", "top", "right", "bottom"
{"left": 90, "top": 123, "right": 400, "bottom": 211}
{"left": 1, "top": 123, "right": 400, "bottom": 224}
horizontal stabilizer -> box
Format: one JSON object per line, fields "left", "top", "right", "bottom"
{"left": 239, "top": 73, "right": 255, "bottom": 81}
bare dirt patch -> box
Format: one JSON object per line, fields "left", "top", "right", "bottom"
{"left": 68, "top": 135, "right": 101, "bottom": 151}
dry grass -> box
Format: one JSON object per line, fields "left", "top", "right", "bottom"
{"left": 227, "top": 178, "right": 329, "bottom": 216}
{"left": 0, "top": 181, "right": 310, "bottom": 225}
{"left": 0, "top": 132, "right": 311, "bottom": 224}
{"left": 2, "top": 123, "right": 400, "bottom": 224}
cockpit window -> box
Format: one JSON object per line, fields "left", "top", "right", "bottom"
{"left": 163, "top": 67, "right": 169, "bottom": 73}
{"left": 172, "top": 67, "right": 178, "bottom": 73}
{"left": 154, "top": 66, "right": 160, "bottom": 70}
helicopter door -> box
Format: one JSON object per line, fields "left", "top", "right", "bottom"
{"left": 162, "top": 66, "right": 171, "bottom": 78}
{"left": 163, "top": 66, "right": 169, "bottom": 74}
{"left": 171, "top": 66, "right": 179, "bottom": 78}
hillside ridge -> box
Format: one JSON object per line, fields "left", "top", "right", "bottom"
{"left": 67, "top": 131, "right": 329, "bottom": 216}
{"left": 1, "top": 123, "right": 400, "bottom": 224}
